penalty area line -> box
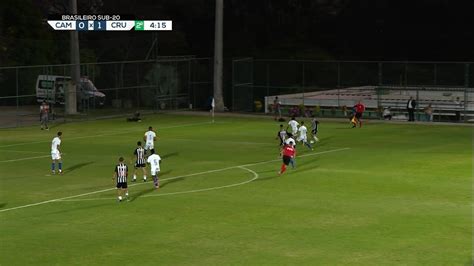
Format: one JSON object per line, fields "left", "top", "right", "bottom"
{"left": 0, "top": 147, "right": 350, "bottom": 213}
{"left": 57, "top": 166, "right": 259, "bottom": 202}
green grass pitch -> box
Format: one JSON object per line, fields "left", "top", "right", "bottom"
{"left": 0, "top": 114, "right": 471, "bottom": 265}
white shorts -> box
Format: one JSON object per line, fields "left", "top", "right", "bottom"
{"left": 51, "top": 151, "right": 61, "bottom": 160}
{"left": 145, "top": 142, "right": 154, "bottom": 150}
{"left": 297, "top": 136, "right": 307, "bottom": 142}
{"left": 151, "top": 168, "right": 160, "bottom": 176}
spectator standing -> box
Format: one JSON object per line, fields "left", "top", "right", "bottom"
{"left": 273, "top": 96, "right": 282, "bottom": 121}
{"left": 423, "top": 104, "right": 433, "bottom": 122}
{"left": 407, "top": 96, "right": 417, "bottom": 122}
{"left": 383, "top": 107, "right": 392, "bottom": 120}
{"left": 454, "top": 97, "right": 462, "bottom": 122}
{"left": 40, "top": 101, "right": 50, "bottom": 130}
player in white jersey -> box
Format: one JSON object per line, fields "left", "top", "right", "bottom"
{"left": 287, "top": 117, "right": 299, "bottom": 136}
{"left": 143, "top": 126, "right": 157, "bottom": 151}
{"left": 146, "top": 149, "right": 162, "bottom": 189}
{"left": 284, "top": 133, "right": 297, "bottom": 169}
{"left": 51, "top": 131, "right": 63, "bottom": 174}
{"left": 297, "top": 121, "right": 313, "bottom": 150}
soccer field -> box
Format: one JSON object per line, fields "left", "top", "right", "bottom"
{"left": 0, "top": 113, "right": 471, "bottom": 265}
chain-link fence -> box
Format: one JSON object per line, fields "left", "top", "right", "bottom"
{"left": 2, "top": 58, "right": 473, "bottom": 128}
{"left": 0, "top": 57, "right": 214, "bottom": 128}
{"left": 232, "top": 59, "right": 474, "bottom": 122}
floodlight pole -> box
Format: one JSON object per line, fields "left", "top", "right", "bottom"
{"left": 67, "top": 0, "right": 79, "bottom": 114}
{"left": 213, "top": 0, "right": 225, "bottom": 112}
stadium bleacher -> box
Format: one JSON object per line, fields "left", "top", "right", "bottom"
{"left": 265, "top": 86, "right": 474, "bottom": 121}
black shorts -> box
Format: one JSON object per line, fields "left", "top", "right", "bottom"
{"left": 116, "top": 182, "right": 128, "bottom": 189}
{"left": 135, "top": 163, "right": 146, "bottom": 168}
{"left": 282, "top": 155, "right": 291, "bottom": 165}
{"left": 355, "top": 112, "right": 362, "bottom": 119}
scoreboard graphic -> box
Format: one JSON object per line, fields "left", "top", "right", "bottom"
{"left": 47, "top": 15, "right": 172, "bottom": 31}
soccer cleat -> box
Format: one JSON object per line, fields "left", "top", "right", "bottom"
{"left": 52, "top": 170, "right": 56, "bottom": 175}
{"left": 132, "top": 179, "right": 136, "bottom": 182}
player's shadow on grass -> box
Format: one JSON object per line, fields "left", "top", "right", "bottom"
{"left": 254, "top": 169, "right": 282, "bottom": 181}
{"left": 0, "top": 202, "right": 7, "bottom": 209}
{"left": 159, "top": 170, "right": 186, "bottom": 189}
{"left": 162, "top": 152, "right": 179, "bottom": 159}
{"left": 129, "top": 187, "right": 155, "bottom": 202}
{"left": 65, "top": 161, "right": 94, "bottom": 173}
{"left": 160, "top": 176, "right": 185, "bottom": 188}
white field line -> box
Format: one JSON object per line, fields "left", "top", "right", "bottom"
{"left": 58, "top": 166, "right": 259, "bottom": 202}
{"left": 0, "top": 149, "right": 49, "bottom": 154}
{"left": 0, "top": 147, "right": 350, "bottom": 213}
{"left": 0, "top": 155, "right": 51, "bottom": 163}
{"left": 143, "top": 166, "right": 259, "bottom": 198}
{"left": 0, "top": 121, "right": 214, "bottom": 148}
{"left": 168, "top": 138, "right": 273, "bottom": 146}
{"left": 0, "top": 153, "right": 68, "bottom": 163}
{"left": 240, "top": 147, "right": 351, "bottom": 168}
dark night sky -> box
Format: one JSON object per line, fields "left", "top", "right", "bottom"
{"left": 101, "top": 0, "right": 474, "bottom": 61}
{"left": 2, "top": 0, "right": 474, "bottom": 65}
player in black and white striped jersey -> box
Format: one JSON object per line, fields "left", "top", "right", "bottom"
{"left": 276, "top": 124, "right": 287, "bottom": 147}
{"left": 113, "top": 157, "right": 129, "bottom": 202}
{"left": 132, "top": 141, "right": 147, "bottom": 182}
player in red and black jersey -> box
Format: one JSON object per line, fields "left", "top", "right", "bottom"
{"left": 351, "top": 101, "right": 366, "bottom": 128}
{"left": 278, "top": 141, "right": 296, "bottom": 175}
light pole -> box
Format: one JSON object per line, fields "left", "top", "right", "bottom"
{"left": 213, "top": 0, "right": 225, "bottom": 111}
{"left": 67, "top": 0, "right": 79, "bottom": 114}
